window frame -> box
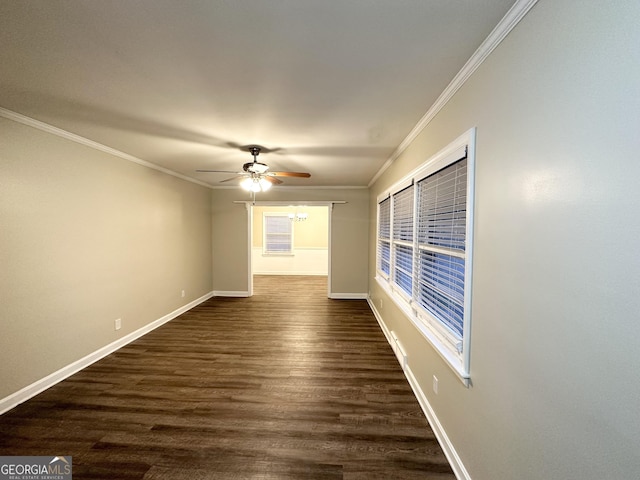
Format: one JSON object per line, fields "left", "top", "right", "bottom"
{"left": 262, "top": 213, "right": 294, "bottom": 256}
{"left": 391, "top": 183, "right": 415, "bottom": 300}
{"left": 377, "top": 196, "right": 391, "bottom": 280}
{"left": 375, "top": 128, "right": 475, "bottom": 384}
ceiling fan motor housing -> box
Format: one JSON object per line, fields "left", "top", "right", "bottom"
{"left": 242, "top": 146, "right": 269, "bottom": 174}
{"left": 243, "top": 162, "right": 269, "bottom": 174}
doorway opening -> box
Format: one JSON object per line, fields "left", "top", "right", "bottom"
{"left": 249, "top": 204, "right": 330, "bottom": 296}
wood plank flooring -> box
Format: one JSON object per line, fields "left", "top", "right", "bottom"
{"left": 0, "top": 276, "right": 455, "bottom": 479}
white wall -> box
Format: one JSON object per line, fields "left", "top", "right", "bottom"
{"left": 369, "top": 1, "right": 640, "bottom": 479}
{"left": 252, "top": 247, "right": 328, "bottom": 275}
{"left": 0, "top": 117, "right": 213, "bottom": 402}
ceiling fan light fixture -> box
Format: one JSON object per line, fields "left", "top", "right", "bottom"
{"left": 259, "top": 177, "right": 272, "bottom": 191}
{"left": 241, "top": 176, "right": 271, "bottom": 192}
{"left": 240, "top": 177, "right": 254, "bottom": 191}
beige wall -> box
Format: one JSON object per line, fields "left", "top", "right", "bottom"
{"left": 368, "top": 2, "right": 640, "bottom": 479}
{"left": 252, "top": 206, "right": 329, "bottom": 248}
{"left": 211, "top": 188, "right": 368, "bottom": 295}
{"left": 0, "top": 118, "right": 213, "bottom": 400}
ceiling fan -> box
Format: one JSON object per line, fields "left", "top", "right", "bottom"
{"left": 196, "top": 146, "right": 310, "bottom": 192}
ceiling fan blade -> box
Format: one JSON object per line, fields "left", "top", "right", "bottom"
{"left": 269, "top": 171, "right": 311, "bottom": 178}
{"left": 264, "top": 176, "right": 283, "bottom": 185}
{"left": 220, "top": 176, "right": 242, "bottom": 183}
{"left": 196, "top": 169, "right": 240, "bottom": 173}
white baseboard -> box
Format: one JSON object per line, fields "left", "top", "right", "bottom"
{"left": 366, "top": 297, "right": 395, "bottom": 345}
{"left": 366, "top": 297, "right": 471, "bottom": 480}
{"left": 0, "top": 291, "right": 214, "bottom": 416}
{"left": 404, "top": 365, "right": 471, "bottom": 480}
{"left": 329, "top": 293, "right": 368, "bottom": 300}
{"left": 213, "top": 290, "right": 250, "bottom": 297}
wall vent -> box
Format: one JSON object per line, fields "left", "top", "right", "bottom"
{"left": 390, "top": 330, "right": 408, "bottom": 371}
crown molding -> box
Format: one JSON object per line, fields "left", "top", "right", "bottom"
{"left": 368, "top": 0, "right": 539, "bottom": 188}
{"left": 1, "top": 106, "right": 368, "bottom": 191}
{"left": 0, "top": 107, "right": 213, "bottom": 189}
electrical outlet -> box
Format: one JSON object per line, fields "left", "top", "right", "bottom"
{"left": 433, "top": 375, "right": 439, "bottom": 394}
{"left": 380, "top": 298, "right": 383, "bottom": 309}
{"left": 181, "top": 290, "right": 185, "bottom": 298}
{"left": 114, "top": 318, "right": 122, "bottom": 331}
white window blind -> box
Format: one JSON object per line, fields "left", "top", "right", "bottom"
{"left": 392, "top": 184, "right": 414, "bottom": 296}
{"left": 263, "top": 214, "right": 293, "bottom": 254}
{"left": 416, "top": 158, "right": 467, "bottom": 339}
{"left": 377, "top": 197, "right": 391, "bottom": 276}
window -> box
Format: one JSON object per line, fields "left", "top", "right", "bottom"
{"left": 377, "top": 197, "right": 391, "bottom": 276}
{"left": 392, "top": 184, "right": 414, "bottom": 297}
{"left": 375, "top": 129, "right": 475, "bottom": 382}
{"left": 263, "top": 213, "right": 293, "bottom": 255}
{"left": 415, "top": 159, "right": 467, "bottom": 341}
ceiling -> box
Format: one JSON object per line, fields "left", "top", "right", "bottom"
{"left": 0, "top": 0, "right": 516, "bottom": 188}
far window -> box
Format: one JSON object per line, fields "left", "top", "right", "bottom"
{"left": 377, "top": 197, "right": 391, "bottom": 276}
{"left": 263, "top": 213, "right": 293, "bottom": 255}
{"left": 392, "top": 184, "right": 414, "bottom": 297}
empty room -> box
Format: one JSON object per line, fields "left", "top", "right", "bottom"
{"left": 1, "top": 1, "right": 639, "bottom": 479}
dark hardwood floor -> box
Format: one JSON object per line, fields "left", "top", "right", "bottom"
{"left": 0, "top": 276, "right": 455, "bottom": 479}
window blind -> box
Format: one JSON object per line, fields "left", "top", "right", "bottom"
{"left": 378, "top": 197, "right": 391, "bottom": 275}
{"left": 416, "top": 158, "right": 467, "bottom": 338}
{"left": 264, "top": 215, "right": 293, "bottom": 254}
{"left": 392, "top": 184, "right": 414, "bottom": 295}
{"left": 418, "top": 158, "right": 467, "bottom": 251}
{"left": 393, "top": 185, "right": 414, "bottom": 242}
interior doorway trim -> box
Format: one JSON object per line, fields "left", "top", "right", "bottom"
{"left": 235, "top": 200, "right": 346, "bottom": 298}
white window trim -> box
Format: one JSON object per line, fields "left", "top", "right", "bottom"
{"left": 375, "top": 128, "right": 475, "bottom": 385}
{"left": 391, "top": 184, "right": 415, "bottom": 298}
{"left": 262, "top": 212, "right": 294, "bottom": 256}
{"left": 376, "top": 196, "right": 391, "bottom": 281}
